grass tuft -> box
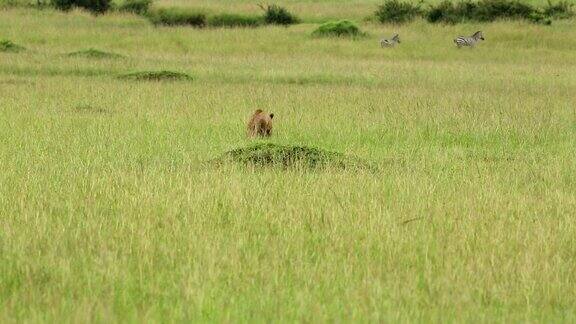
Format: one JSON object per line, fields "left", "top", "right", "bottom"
{"left": 119, "top": 70, "right": 193, "bottom": 81}
{"left": 212, "top": 143, "right": 373, "bottom": 171}
{"left": 0, "top": 39, "right": 25, "bottom": 52}
{"left": 67, "top": 48, "right": 123, "bottom": 59}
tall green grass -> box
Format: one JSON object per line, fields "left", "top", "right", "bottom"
{"left": 0, "top": 7, "right": 575, "bottom": 323}
{"left": 207, "top": 13, "right": 262, "bottom": 27}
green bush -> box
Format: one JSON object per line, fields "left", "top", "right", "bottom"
{"left": 312, "top": 20, "right": 365, "bottom": 38}
{"left": 147, "top": 8, "right": 206, "bottom": 27}
{"left": 426, "top": 1, "right": 478, "bottom": 23}
{"left": 259, "top": 4, "right": 299, "bottom": 25}
{"left": 473, "top": 0, "right": 534, "bottom": 21}
{"left": 208, "top": 14, "right": 263, "bottom": 28}
{"left": 381, "top": 0, "right": 571, "bottom": 24}
{"left": 527, "top": 10, "right": 553, "bottom": 24}
{"left": 375, "top": 0, "right": 423, "bottom": 24}
{"left": 117, "top": 0, "right": 151, "bottom": 15}
{"left": 51, "top": 0, "right": 111, "bottom": 13}
{"left": 543, "top": 0, "right": 574, "bottom": 18}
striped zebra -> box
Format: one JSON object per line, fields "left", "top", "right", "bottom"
{"left": 454, "top": 31, "right": 485, "bottom": 48}
{"left": 380, "top": 34, "right": 400, "bottom": 48}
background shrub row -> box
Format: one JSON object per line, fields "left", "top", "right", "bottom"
{"left": 46, "top": 0, "right": 299, "bottom": 27}
{"left": 145, "top": 4, "right": 299, "bottom": 27}
{"left": 376, "top": 0, "right": 574, "bottom": 25}
{"left": 14, "top": 0, "right": 576, "bottom": 26}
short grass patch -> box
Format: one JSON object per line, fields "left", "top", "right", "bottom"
{"left": 119, "top": 70, "right": 193, "bottom": 81}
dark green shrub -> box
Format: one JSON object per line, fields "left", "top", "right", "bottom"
{"left": 51, "top": 0, "right": 71, "bottom": 11}
{"left": 528, "top": 10, "right": 553, "bottom": 24}
{"left": 51, "top": 0, "right": 111, "bottom": 13}
{"left": 117, "top": 0, "right": 151, "bottom": 15}
{"left": 427, "top": 1, "right": 457, "bottom": 23}
{"left": 208, "top": 14, "right": 263, "bottom": 27}
{"left": 312, "top": 20, "right": 365, "bottom": 38}
{"left": 450, "top": 0, "right": 479, "bottom": 18}
{"left": 258, "top": 4, "right": 299, "bottom": 25}
{"left": 119, "top": 70, "right": 193, "bottom": 81}
{"left": 543, "top": 0, "right": 574, "bottom": 18}
{"left": 473, "top": 0, "right": 534, "bottom": 21}
{"left": 0, "top": 40, "right": 25, "bottom": 52}
{"left": 426, "top": 0, "right": 564, "bottom": 24}
{"left": 147, "top": 8, "right": 206, "bottom": 27}
{"left": 427, "top": 1, "right": 478, "bottom": 23}
{"left": 375, "top": 0, "right": 423, "bottom": 24}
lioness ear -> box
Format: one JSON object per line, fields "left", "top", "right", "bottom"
{"left": 269, "top": 113, "right": 274, "bottom": 119}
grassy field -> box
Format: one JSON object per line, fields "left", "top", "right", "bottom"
{"left": 1, "top": 6, "right": 576, "bottom": 323}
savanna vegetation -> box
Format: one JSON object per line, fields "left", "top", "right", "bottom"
{"left": 375, "top": 0, "right": 574, "bottom": 24}
{"left": 0, "top": 0, "right": 575, "bottom": 322}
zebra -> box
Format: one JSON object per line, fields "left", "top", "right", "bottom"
{"left": 454, "top": 31, "right": 485, "bottom": 48}
{"left": 380, "top": 34, "right": 400, "bottom": 48}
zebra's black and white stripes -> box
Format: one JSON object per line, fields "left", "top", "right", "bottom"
{"left": 380, "top": 34, "right": 400, "bottom": 48}
{"left": 454, "top": 31, "right": 485, "bottom": 48}
{"left": 377, "top": 31, "right": 485, "bottom": 48}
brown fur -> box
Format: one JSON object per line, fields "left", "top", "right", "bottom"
{"left": 247, "top": 109, "right": 274, "bottom": 138}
